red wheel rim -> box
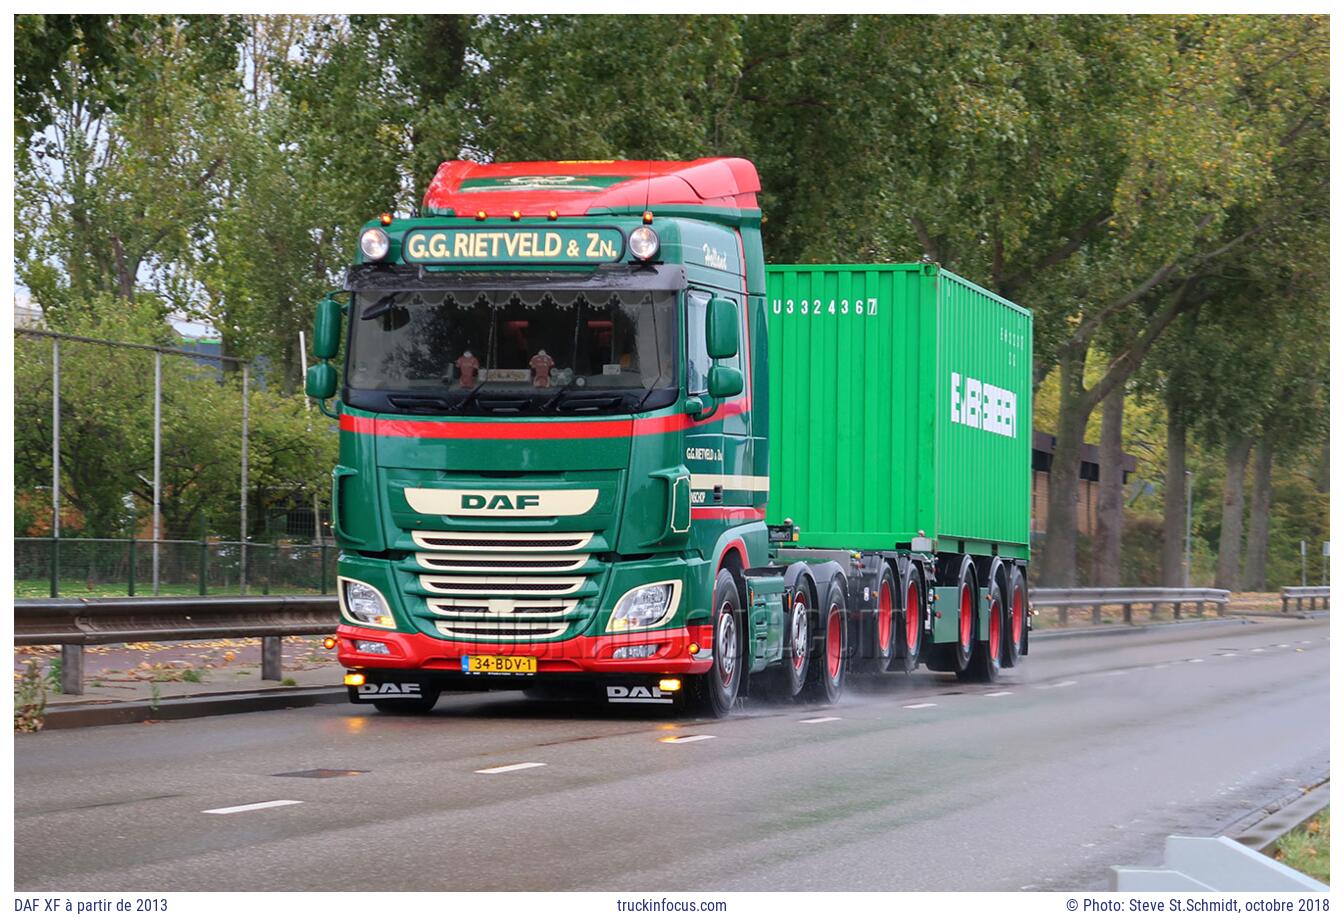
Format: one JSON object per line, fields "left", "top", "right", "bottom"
{"left": 1011, "top": 586, "right": 1024, "bottom": 648}
{"left": 877, "top": 581, "right": 893, "bottom": 653}
{"left": 989, "top": 597, "right": 1001, "bottom": 661}
{"left": 959, "top": 583, "right": 973, "bottom": 649}
{"left": 906, "top": 580, "right": 920, "bottom": 651}
{"left": 826, "top": 605, "right": 842, "bottom": 680}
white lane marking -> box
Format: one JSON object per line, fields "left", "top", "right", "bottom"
{"left": 1188, "top": 658, "right": 1204, "bottom": 663}
{"left": 1302, "top": 639, "right": 1313, "bottom": 644}
{"left": 1252, "top": 648, "right": 1265, "bottom": 652}
{"left": 1043, "top": 680, "right": 1077, "bottom": 688}
{"left": 1154, "top": 664, "right": 1169, "bottom": 669}
{"left": 903, "top": 702, "right": 937, "bottom": 710}
{"left": 203, "top": 799, "right": 302, "bottom": 815}
{"left": 475, "top": 762, "right": 546, "bottom": 774}
{"left": 799, "top": 716, "right": 842, "bottom": 723}
{"left": 984, "top": 691, "right": 1013, "bottom": 697}
{"left": 660, "top": 734, "right": 715, "bottom": 744}
{"left": 1217, "top": 652, "right": 1236, "bottom": 657}
{"left": 1101, "top": 669, "right": 1130, "bottom": 677}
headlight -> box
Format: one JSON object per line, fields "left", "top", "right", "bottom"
{"left": 339, "top": 577, "right": 395, "bottom": 628}
{"left": 627, "top": 226, "right": 659, "bottom": 261}
{"left": 360, "top": 227, "right": 390, "bottom": 261}
{"left": 606, "top": 581, "right": 680, "bottom": 631}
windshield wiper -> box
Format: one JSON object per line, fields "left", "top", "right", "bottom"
{"left": 549, "top": 392, "right": 625, "bottom": 413}
{"left": 387, "top": 394, "right": 452, "bottom": 413}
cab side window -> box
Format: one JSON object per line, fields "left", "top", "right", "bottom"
{"left": 686, "top": 290, "right": 711, "bottom": 395}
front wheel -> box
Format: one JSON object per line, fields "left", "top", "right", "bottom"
{"left": 687, "top": 569, "right": 745, "bottom": 718}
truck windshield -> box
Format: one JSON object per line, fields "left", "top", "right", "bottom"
{"left": 344, "top": 288, "right": 678, "bottom": 415}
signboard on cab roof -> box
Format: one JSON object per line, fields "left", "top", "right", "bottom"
{"left": 402, "top": 226, "right": 625, "bottom": 265}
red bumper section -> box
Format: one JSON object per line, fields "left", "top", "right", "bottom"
{"left": 336, "top": 623, "right": 715, "bottom": 675}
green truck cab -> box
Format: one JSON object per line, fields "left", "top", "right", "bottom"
{"left": 308, "top": 158, "right": 1032, "bottom": 717}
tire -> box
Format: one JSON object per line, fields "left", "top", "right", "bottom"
{"left": 687, "top": 569, "right": 745, "bottom": 718}
{"left": 1003, "top": 568, "right": 1027, "bottom": 668}
{"left": 761, "top": 577, "right": 815, "bottom": 701}
{"left": 952, "top": 560, "right": 978, "bottom": 679}
{"left": 372, "top": 691, "right": 440, "bottom": 714}
{"left": 964, "top": 572, "right": 1005, "bottom": 683}
{"left": 804, "top": 575, "right": 848, "bottom": 704}
{"left": 892, "top": 564, "right": 924, "bottom": 674}
{"left": 864, "top": 565, "right": 898, "bottom": 674}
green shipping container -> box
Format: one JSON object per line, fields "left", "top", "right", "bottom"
{"left": 764, "top": 263, "right": 1033, "bottom": 557}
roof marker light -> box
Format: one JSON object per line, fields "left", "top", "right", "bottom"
{"left": 548, "top": 210, "right": 559, "bottom": 221}
{"left": 379, "top": 213, "right": 392, "bottom": 226}
{"left": 476, "top": 210, "right": 487, "bottom": 221}
{"left": 643, "top": 211, "right": 654, "bottom": 225}
{"left": 511, "top": 210, "right": 522, "bottom": 221}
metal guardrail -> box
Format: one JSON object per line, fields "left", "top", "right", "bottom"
{"left": 1032, "top": 586, "right": 1229, "bottom": 626}
{"left": 15, "top": 595, "right": 339, "bottom": 695}
{"left": 1281, "top": 585, "right": 1329, "bottom": 612}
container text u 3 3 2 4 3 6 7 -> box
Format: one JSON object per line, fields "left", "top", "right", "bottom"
{"left": 764, "top": 263, "right": 1033, "bottom": 558}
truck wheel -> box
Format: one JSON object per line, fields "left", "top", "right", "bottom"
{"left": 1003, "top": 568, "right": 1026, "bottom": 668}
{"left": 372, "top": 691, "right": 440, "bottom": 714}
{"left": 865, "top": 565, "right": 898, "bottom": 674}
{"left": 963, "top": 576, "right": 1005, "bottom": 683}
{"left": 952, "top": 561, "right": 977, "bottom": 677}
{"left": 804, "top": 576, "right": 848, "bottom": 704}
{"left": 892, "top": 565, "right": 924, "bottom": 674}
{"left": 687, "top": 569, "right": 744, "bottom": 718}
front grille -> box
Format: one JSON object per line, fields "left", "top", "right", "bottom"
{"left": 435, "top": 620, "right": 568, "bottom": 641}
{"left": 426, "top": 598, "right": 578, "bottom": 618}
{"left": 412, "top": 530, "right": 593, "bottom": 552}
{"left": 415, "top": 553, "right": 589, "bottom": 573}
{"left": 419, "top": 574, "right": 587, "bottom": 596}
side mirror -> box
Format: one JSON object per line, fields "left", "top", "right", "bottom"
{"left": 708, "top": 366, "right": 743, "bottom": 399}
{"left": 306, "top": 363, "right": 338, "bottom": 400}
{"left": 706, "top": 296, "right": 739, "bottom": 359}
{"left": 313, "top": 295, "right": 344, "bottom": 360}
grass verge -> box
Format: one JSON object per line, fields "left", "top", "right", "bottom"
{"left": 1272, "top": 808, "right": 1329, "bottom": 883}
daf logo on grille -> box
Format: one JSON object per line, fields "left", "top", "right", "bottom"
{"left": 462, "top": 493, "right": 540, "bottom": 510}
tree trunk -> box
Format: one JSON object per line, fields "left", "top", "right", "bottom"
{"left": 1215, "top": 436, "right": 1253, "bottom": 590}
{"left": 1092, "top": 385, "right": 1125, "bottom": 586}
{"left": 1040, "top": 349, "right": 1088, "bottom": 586}
{"left": 1242, "top": 441, "right": 1273, "bottom": 591}
{"left": 1162, "top": 397, "right": 1188, "bottom": 587}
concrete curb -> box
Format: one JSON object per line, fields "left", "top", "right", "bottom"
{"left": 1227, "top": 781, "right": 1331, "bottom": 854}
{"left": 40, "top": 685, "right": 348, "bottom": 730}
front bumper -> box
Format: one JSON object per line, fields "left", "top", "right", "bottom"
{"left": 336, "top": 622, "right": 715, "bottom": 677}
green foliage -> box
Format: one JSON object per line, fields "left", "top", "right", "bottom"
{"left": 12, "top": 14, "right": 1329, "bottom": 588}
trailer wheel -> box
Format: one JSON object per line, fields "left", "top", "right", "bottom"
{"left": 864, "top": 565, "right": 898, "bottom": 674}
{"left": 892, "top": 564, "right": 924, "bottom": 674}
{"left": 963, "top": 576, "right": 1005, "bottom": 682}
{"left": 804, "top": 576, "right": 848, "bottom": 704}
{"left": 1003, "top": 568, "right": 1026, "bottom": 668}
{"left": 372, "top": 691, "right": 441, "bottom": 715}
{"left": 952, "top": 560, "right": 977, "bottom": 676}
{"left": 687, "top": 569, "right": 745, "bottom": 718}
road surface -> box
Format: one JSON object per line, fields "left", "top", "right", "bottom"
{"left": 14, "top": 617, "right": 1328, "bottom": 891}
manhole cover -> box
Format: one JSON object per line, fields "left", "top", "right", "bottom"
{"left": 272, "top": 769, "right": 370, "bottom": 779}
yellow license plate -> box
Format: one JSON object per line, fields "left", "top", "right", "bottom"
{"left": 462, "top": 654, "right": 537, "bottom": 675}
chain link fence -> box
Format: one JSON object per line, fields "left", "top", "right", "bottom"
{"left": 16, "top": 537, "right": 338, "bottom": 598}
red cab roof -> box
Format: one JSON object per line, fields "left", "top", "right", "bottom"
{"left": 422, "top": 158, "right": 760, "bottom": 218}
